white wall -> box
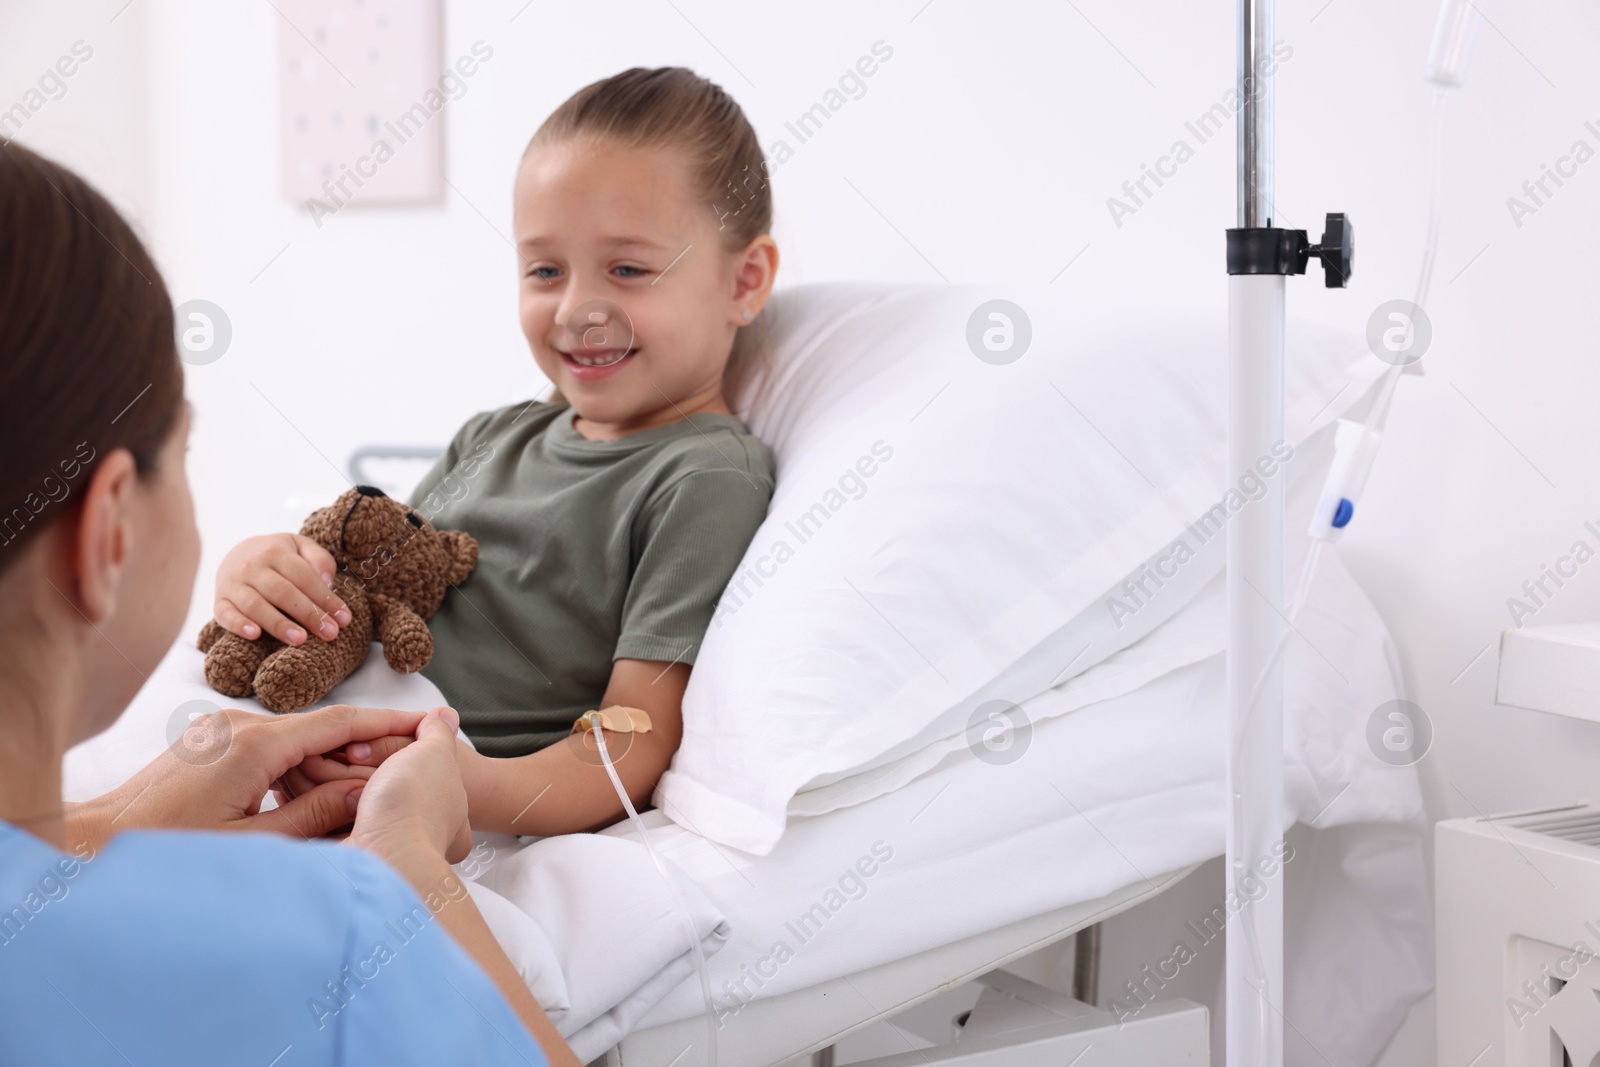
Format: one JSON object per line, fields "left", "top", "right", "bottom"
{"left": 8, "top": 0, "right": 1600, "bottom": 1056}
{"left": 0, "top": 3, "right": 148, "bottom": 215}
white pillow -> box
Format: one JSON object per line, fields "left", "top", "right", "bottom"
{"left": 654, "top": 283, "right": 1381, "bottom": 856}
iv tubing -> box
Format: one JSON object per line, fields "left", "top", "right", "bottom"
{"left": 587, "top": 717, "right": 719, "bottom": 1067}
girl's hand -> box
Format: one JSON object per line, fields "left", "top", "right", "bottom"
{"left": 346, "top": 707, "right": 473, "bottom": 866}
{"left": 71, "top": 705, "right": 429, "bottom": 848}
{"left": 215, "top": 532, "right": 352, "bottom": 646}
{"left": 272, "top": 734, "right": 416, "bottom": 807}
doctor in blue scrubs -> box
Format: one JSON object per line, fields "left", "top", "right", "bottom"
{"left": 0, "top": 144, "right": 578, "bottom": 1066}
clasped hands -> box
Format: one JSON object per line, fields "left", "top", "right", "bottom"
{"left": 73, "top": 703, "right": 468, "bottom": 868}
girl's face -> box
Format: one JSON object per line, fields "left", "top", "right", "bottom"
{"left": 513, "top": 136, "right": 772, "bottom": 435}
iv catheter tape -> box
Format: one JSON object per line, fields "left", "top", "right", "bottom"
{"left": 572, "top": 705, "right": 654, "bottom": 736}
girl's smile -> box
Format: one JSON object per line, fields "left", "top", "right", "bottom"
{"left": 558, "top": 346, "right": 637, "bottom": 377}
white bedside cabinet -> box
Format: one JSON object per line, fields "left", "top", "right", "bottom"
{"left": 1437, "top": 805, "right": 1600, "bottom": 1066}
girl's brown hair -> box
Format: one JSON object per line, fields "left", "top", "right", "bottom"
{"left": 0, "top": 142, "right": 185, "bottom": 572}
{"left": 527, "top": 66, "right": 773, "bottom": 409}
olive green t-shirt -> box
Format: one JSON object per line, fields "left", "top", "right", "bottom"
{"left": 406, "top": 401, "right": 775, "bottom": 757}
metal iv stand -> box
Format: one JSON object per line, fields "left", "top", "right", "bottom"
{"left": 1224, "top": 0, "right": 1353, "bottom": 1064}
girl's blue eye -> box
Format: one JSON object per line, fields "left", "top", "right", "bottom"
{"left": 528, "top": 266, "right": 561, "bottom": 281}
{"left": 614, "top": 265, "right": 647, "bottom": 278}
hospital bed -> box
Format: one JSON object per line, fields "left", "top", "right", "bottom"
{"left": 66, "top": 282, "right": 1431, "bottom": 1066}
{"left": 63, "top": 538, "right": 1427, "bottom": 1066}
{"left": 347, "top": 435, "right": 1216, "bottom": 1065}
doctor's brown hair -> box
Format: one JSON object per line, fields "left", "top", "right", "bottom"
{"left": 0, "top": 142, "right": 185, "bottom": 571}
{"left": 526, "top": 66, "right": 773, "bottom": 408}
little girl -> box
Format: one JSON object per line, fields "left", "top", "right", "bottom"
{"left": 214, "top": 67, "right": 778, "bottom": 835}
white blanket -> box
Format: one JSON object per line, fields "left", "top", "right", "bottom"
{"left": 462, "top": 834, "right": 729, "bottom": 1061}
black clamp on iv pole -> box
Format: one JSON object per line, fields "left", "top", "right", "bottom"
{"left": 1226, "top": 212, "right": 1355, "bottom": 288}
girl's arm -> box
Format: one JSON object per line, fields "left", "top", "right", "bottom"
{"left": 458, "top": 658, "right": 688, "bottom": 836}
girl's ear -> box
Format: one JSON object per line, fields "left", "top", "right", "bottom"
{"left": 729, "top": 235, "right": 780, "bottom": 323}
{"left": 70, "top": 448, "right": 139, "bottom": 623}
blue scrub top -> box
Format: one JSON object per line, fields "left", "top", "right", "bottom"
{"left": 0, "top": 819, "right": 549, "bottom": 1066}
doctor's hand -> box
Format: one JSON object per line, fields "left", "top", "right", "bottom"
{"left": 68, "top": 704, "right": 428, "bottom": 850}
{"left": 346, "top": 706, "right": 473, "bottom": 867}
{"left": 214, "top": 532, "right": 352, "bottom": 646}
{"left": 341, "top": 708, "right": 583, "bottom": 1067}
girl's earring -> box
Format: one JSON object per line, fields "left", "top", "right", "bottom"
{"left": 741, "top": 308, "right": 753, "bottom": 322}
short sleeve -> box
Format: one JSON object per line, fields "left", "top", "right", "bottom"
{"left": 0, "top": 826, "right": 549, "bottom": 1067}
{"left": 617, "top": 468, "right": 772, "bottom": 664}
{"left": 407, "top": 408, "right": 499, "bottom": 516}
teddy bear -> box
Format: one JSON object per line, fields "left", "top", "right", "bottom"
{"left": 196, "top": 484, "right": 478, "bottom": 713}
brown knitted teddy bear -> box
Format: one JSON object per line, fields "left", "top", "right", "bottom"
{"left": 196, "top": 485, "right": 478, "bottom": 713}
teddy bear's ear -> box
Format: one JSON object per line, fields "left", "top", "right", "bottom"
{"left": 299, "top": 504, "right": 342, "bottom": 551}
{"left": 439, "top": 529, "right": 479, "bottom": 586}
{"left": 300, "top": 487, "right": 364, "bottom": 552}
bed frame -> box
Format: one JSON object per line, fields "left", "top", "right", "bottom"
{"left": 603, "top": 866, "right": 1203, "bottom": 1067}
{"left": 837, "top": 970, "right": 1207, "bottom": 1066}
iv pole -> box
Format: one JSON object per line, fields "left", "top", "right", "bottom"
{"left": 1225, "top": 0, "right": 1352, "bottom": 1063}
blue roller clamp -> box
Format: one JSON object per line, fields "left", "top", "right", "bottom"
{"left": 1331, "top": 497, "right": 1354, "bottom": 529}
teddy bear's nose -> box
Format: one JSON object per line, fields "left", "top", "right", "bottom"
{"left": 354, "top": 485, "right": 387, "bottom": 498}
